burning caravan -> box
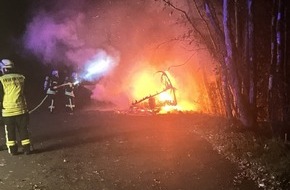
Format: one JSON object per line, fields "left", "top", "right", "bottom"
{"left": 129, "top": 71, "right": 179, "bottom": 114}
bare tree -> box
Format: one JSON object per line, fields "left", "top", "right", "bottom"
{"left": 158, "top": 0, "right": 257, "bottom": 127}
{"left": 268, "top": 0, "right": 289, "bottom": 136}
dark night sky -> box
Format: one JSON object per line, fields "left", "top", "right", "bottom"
{"left": 0, "top": 1, "right": 31, "bottom": 57}
{"left": 0, "top": 1, "right": 44, "bottom": 105}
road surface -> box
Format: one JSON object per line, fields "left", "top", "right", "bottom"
{"left": 0, "top": 110, "right": 260, "bottom": 190}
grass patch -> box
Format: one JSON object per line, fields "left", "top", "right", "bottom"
{"left": 192, "top": 114, "right": 290, "bottom": 190}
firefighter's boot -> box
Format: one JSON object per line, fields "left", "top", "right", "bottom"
{"left": 23, "top": 144, "right": 31, "bottom": 155}
{"left": 8, "top": 145, "right": 18, "bottom": 156}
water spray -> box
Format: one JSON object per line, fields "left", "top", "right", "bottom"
{"left": 29, "top": 49, "right": 119, "bottom": 113}
{"left": 54, "top": 49, "right": 119, "bottom": 89}
{"left": 80, "top": 49, "right": 119, "bottom": 82}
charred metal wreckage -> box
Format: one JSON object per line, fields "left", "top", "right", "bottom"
{"left": 129, "top": 71, "right": 177, "bottom": 114}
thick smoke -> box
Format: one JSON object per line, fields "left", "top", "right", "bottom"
{"left": 22, "top": 0, "right": 213, "bottom": 110}
{"left": 23, "top": 1, "right": 107, "bottom": 66}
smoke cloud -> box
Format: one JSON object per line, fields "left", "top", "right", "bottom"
{"left": 22, "top": 0, "right": 214, "bottom": 110}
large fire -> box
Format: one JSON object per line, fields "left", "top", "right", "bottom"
{"left": 130, "top": 70, "right": 197, "bottom": 114}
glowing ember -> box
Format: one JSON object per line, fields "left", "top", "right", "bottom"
{"left": 130, "top": 69, "right": 197, "bottom": 114}
{"left": 158, "top": 91, "right": 174, "bottom": 102}
{"left": 159, "top": 105, "right": 179, "bottom": 113}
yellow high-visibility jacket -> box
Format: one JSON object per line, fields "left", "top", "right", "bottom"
{"left": 0, "top": 73, "right": 28, "bottom": 117}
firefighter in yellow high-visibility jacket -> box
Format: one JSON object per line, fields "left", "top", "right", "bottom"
{"left": 0, "top": 59, "right": 32, "bottom": 155}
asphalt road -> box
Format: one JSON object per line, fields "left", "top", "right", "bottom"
{"left": 0, "top": 110, "right": 260, "bottom": 190}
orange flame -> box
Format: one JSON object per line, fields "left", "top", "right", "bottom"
{"left": 131, "top": 69, "right": 198, "bottom": 114}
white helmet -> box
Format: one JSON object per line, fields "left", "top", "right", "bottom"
{"left": 1, "top": 59, "right": 14, "bottom": 69}
{"left": 71, "top": 72, "right": 78, "bottom": 79}
{"left": 51, "top": 70, "right": 59, "bottom": 77}
{"left": 1, "top": 59, "right": 14, "bottom": 73}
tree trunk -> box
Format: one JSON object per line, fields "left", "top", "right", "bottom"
{"left": 283, "top": 2, "right": 290, "bottom": 126}
{"left": 246, "top": 0, "right": 257, "bottom": 126}
{"left": 223, "top": 0, "right": 252, "bottom": 127}
{"left": 268, "top": 0, "right": 288, "bottom": 136}
{"left": 268, "top": 0, "right": 278, "bottom": 126}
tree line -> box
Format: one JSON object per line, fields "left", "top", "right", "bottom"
{"left": 158, "top": 0, "right": 290, "bottom": 135}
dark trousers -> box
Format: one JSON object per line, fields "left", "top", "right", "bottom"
{"left": 65, "top": 95, "right": 75, "bottom": 113}
{"left": 3, "top": 113, "right": 30, "bottom": 154}
{"left": 47, "top": 94, "right": 57, "bottom": 113}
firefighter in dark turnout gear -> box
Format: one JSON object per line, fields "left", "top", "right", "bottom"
{"left": 44, "top": 70, "right": 60, "bottom": 113}
{"left": 0, "top": 59, "right": 32, "bottom": 155}
{"left": 64, "top": 72, "right": 78, "bottom": 114}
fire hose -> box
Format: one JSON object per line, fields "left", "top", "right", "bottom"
{"left": 28, "top": 95, "right": 48, "bottom": 114}
{"left": 53, "top": 82, "right": 74, "bottom": 89}
{"left": 28, "top": 82, "right": 79, "bottom": 114}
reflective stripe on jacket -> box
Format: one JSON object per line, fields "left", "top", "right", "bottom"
{"left": 0, "top": 73, "right": 28, "bottom": 117}
{"left": 46, "top": 88, "right": 57, "bottom": 95}
{"left": 65, "top": 90, "right": 75, "bottom": 97}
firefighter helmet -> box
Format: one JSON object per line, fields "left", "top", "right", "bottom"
{"left": 51, "top": 70, "right": 59, "bottom": 77}
{"left": 71, "top": 72, "right": 78, "bottom": 79}
{"left": 1, "top": 59, "right": 14, "bottom": 69}
{"left": 0, "top": 59, "right": 14, "bottom": 73}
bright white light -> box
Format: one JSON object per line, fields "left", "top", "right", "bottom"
{"left": 73, "top": 80, "right": 80, "bottom": 85}
{"left": 81, "top": 49, "right": 118, "bottom": 81}
{"left": 84, "top": 58, "right": 111, "bottom": 79}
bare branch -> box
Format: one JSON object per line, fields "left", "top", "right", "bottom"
{"left": 161, "top": 0, "right": 205, "bottom": 40}
{"left": 190, "top": 0, "right": 217, "bottom": 50}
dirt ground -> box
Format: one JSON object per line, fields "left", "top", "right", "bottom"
{"left": 0, "top": 110, "right": 261, "bottom": 190}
